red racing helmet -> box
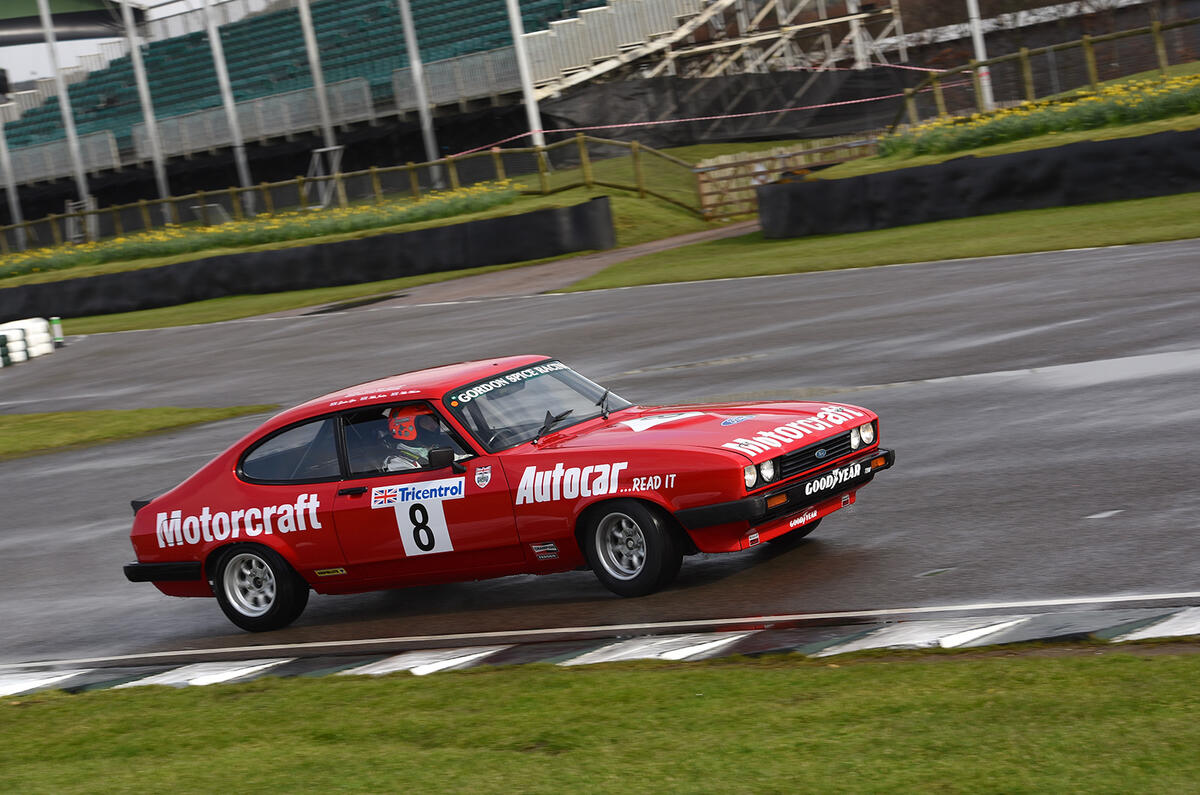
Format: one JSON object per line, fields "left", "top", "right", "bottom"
{"left": 387, "top": 405, "right": 433, "bottom": 441}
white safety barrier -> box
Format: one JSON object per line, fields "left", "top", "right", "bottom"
{"left": 0, "top": 317, "right": 61, "bottom": 369}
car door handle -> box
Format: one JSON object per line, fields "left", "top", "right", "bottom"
{"left": 338, "top": 486, "right": 368, "bottom": 496}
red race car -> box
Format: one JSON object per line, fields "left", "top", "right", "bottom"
{"left": 125, "top": 356, "right": 894, "bottom": 631}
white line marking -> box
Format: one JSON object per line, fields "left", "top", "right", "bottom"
{"left": 1112, "top": 607, "right": 1200, "bottom": 642}
{"left": 112, "top": 659, "right": 293, "bottom": 689}
{"left": 559, "top": 632, "right": 753, "bottom": 666}
{"left": 816, "top": 617, "right": 1029, "bottom": 657}
{"left": 1086, "top": 510, "right": 1124, "bottom": 519}
{"left": 8, "top": 591, "right": 1200, "bottom": 671}
{"left": 339, "top": 646, "right": 510, "bottom": 677}
{"left": 0, "top": 670, "right": 86, "bottom": 696}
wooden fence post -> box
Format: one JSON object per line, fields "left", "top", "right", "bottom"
{"left": 0, "top": 230, "right": 8, "bottom": 255}
{"left": 968, "top": 63, "right": 983, "bottom": 113}
{"left": 1153, "top": 21, "right": 1169, "bottom": 75}
{"left": 904, "top": 88, "right": 919, "bottom": 125}
{"left": 1082, "top": 35, "right": 1099, "bottom": 89}
{"left": 577, "top": 133, "right": 593, "bottom": 187}
{"left": 536, "top": 146, "right": 550, "bottom": 194}
{"left": 932, "top": 75, "right": 948, "bottom": 117}
{"left": 407, "top": 162, "right": 421, "bottom": 201}
{"left": 296, "top": 176, "right": 306, "bottom": 210}
{"left": 446, "top": 155, "right": 461, "bottom": 190}
{"left": 49, "top": 214, "right": 62, "bottom": 245}
{"left": 491, "top": 148, "right": 506, "bottom": 181}
{"left": 631, "top": 140, "right": 646, "bottom": 198}
{"left": 259, "top": 182, "right": 275, "bottom": 215}
{"left": 137, "top": 199, "right": 152, "bottom": 231}
{"left": 111, "top": 206, "right": 124, "bottom": 237}
{"left": 1020, "top": 48, "right": 1035, "bottom": 102}
{"left": 229, "top": 187, "right": 243, "bottom": 221}
{"left": 369, "top": 166, "right": 383, "bottom": 203}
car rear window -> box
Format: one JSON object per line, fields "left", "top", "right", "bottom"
{"left": 241, "top": 418, "right": 340, "bottom": 482}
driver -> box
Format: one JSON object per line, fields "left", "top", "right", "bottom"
{"left": 380, "top": 405, "right": 453, "bottom": 471}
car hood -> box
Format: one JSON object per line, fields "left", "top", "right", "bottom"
{"left": 543, "top": 401, "right": 875, "bottom": 462}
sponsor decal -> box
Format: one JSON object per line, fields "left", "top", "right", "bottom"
{"left": 475, "top": 465, "right": 492, "bottom": 489}
{"left": 314, "top": 568, "right": 347, "bottom": 577}
{"left": 454, "top": 362, "right": 567, "bottom": 404}
{"left": 371, "top": 477, "right": 465, "bottom": 557}
{"left": 789, "top": 509, "right": 820, "bottom": 529}
{"left": 328, "top": 388, "right": 420, "bottom": 408}
{"left": 747, "top": 532, "right": 760, "bottom": 547}
{"left": 531, "top": 542, "right": 560, "bottom": 561}
{"left": 721, "top": 405, "right": 866, "bottom": 455}
{"left": 515, "top": 461, "right": 629, "bottom": 505}
{"left": 803, "top": 463, "right": 863, "bottom": 497}
{"left": 720, "top": 416, "right": 752, "bottom": 426}
{"left": 627, "top": 474, "right": 677, "bottom": 492}
{"left": 155, "top": 494, "right": 321, "bottom": 549}
{"left": 842, "top": 494, "right": 852, "bottom": 507}
{"left": 620, "top": 412, "right": 703, "bottom": 432}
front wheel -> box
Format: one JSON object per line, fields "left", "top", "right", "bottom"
{"left": 584, "top": 500, "right": 682, "bottom": 597}
{"left": 212, "top": 546, "right": 309, "bottom": 632}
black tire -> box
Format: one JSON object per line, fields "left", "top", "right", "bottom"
{"left": 212, "top": 545, "right": 309, "bottom": 632}
{"left": 584, "top": 500, "right": 682, "bottom": 597}
{"left": 766, "top": 518, "right": 822, "bottom": 545}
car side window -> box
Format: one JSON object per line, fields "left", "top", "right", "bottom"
{"left": 342, "top": 403, "right": 472, "bottom": 477}
{"left": 241, "top": 417, "right": 340, "bottom": 482}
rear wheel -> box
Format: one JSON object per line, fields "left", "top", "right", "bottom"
{"left": 212, "top": 546, "right": 309, "bottom": 632}
{"left": 584, "top": 500, "right": 682, "bottom": 597}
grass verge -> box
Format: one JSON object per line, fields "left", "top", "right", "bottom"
{"left": 59, "top": 189, "right": 712, "bottom": 334}
{"left": 5, "top": 650, "right": 1200, "bottom": 790}
{"left": 0, "top": 406, "right": 276, "bottom": 459}
{"left": 565, "top": 190, "right": 1200, "bottom": 291}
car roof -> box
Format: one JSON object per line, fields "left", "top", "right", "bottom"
{"left": 275, "top": 354, "right": 552, "bottom": 426}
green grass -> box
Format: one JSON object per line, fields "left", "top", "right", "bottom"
{"left": 5, "top": 651, "right": 1200, "bottom": 791}
{"left": 60, "top": 189, "right": 712, "bottom": 334}
{"left": 0, "top": 406, "right": 276, "bottom": 458}
{"left": 565, "top": 190, "right": 1200, "bottom": 291}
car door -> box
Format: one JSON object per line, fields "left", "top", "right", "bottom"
{"left": 330, "top": 401, "right": 524, "bottom": 584}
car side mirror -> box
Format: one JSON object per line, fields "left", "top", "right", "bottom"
{"left": 428, "top": 447, "right": 465, "bottom": 473}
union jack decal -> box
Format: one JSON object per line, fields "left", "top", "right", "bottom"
{"left": 371, "top": 485, "right": 401, "bottom": 509}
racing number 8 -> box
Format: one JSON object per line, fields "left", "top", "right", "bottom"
{"left": 409, "top": 503, "right": 436, "bottom": 552}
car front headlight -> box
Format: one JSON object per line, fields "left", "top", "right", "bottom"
{"left": 758, "top": 459, "right": 776, "bottom": 483}
{"left": 850, "top": 426, "right": 862, "bottom": 450}
{"left": 744, "top": 464, "right": 758, "bottom": 489}
{"left": 859, "top": 421, "right": 876, "bottom": 445}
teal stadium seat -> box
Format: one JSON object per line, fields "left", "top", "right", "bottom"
{"left": 8, "top": 0, "right": 612, "bottom": 151}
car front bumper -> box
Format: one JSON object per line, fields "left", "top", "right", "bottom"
{"left": 675, "top": 448, "right": 895, "bottom": 531}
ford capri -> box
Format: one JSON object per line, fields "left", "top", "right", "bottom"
{"left": 125, "top": 355, "right": 894, "bottom": 631}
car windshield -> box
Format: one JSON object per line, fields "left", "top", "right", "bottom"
{"left": 444, "top": 361, "right": 631, "bottom": 452}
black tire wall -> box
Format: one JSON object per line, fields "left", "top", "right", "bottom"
{"left": 757, "top": 129, "right": 1200, "bottom": 238}
{"left": 0, "top": 196, "right": 615, "bottom": 322}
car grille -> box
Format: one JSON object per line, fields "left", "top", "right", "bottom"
{"left": 777, "top": 430, "right": 856, "bottom": 480}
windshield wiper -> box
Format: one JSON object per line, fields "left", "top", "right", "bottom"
{"left": 533, "top": 408, "right": 573, "bottom": 444}
{"left": 596, "top": 389, "right": 612, "bottom": 420}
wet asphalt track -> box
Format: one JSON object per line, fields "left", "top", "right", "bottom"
{"left": 2, "top": 238, "right": 1199, "bottom": 665}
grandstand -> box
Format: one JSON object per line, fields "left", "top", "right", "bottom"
{"left": 4, "top": 0, "right": 609, "bottom": 151}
